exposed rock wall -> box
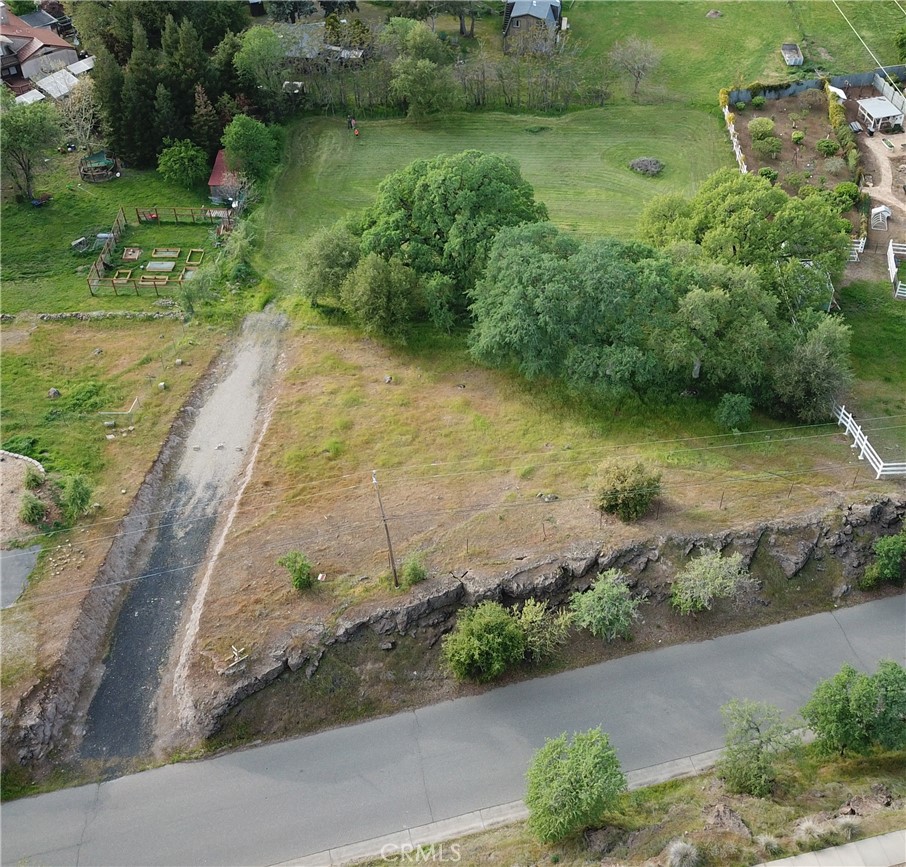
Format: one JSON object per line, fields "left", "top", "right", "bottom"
{"left": 187, "top": 496, "right": 904, "bottom": 740}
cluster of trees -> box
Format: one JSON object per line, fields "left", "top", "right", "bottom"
{"left": 304, "top": 154, "right": 854, "bottom": 424}
{"left": 441, "top": 547, "right": 759, "bottom": 684}
{"left": 294, "top": 17, "right": 645, "bottom": 115}
{"left": 522, "top": 660, "right": 905, "bottom": 844}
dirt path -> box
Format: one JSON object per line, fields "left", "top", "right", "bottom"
{"left": 76, "top": 312, "right": 286, "bottom": 768}
{"left": 859, "top": 131, "right": 906, "bottom": 223}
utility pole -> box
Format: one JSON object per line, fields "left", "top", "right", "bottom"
{"left": 372, "top": 470, "right": 398, "bottom": 587}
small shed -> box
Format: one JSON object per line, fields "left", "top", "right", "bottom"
{"left": 208, "top": 149, "right": 239, "bottom": 203}
{"left": 780, "top": 43, "right": 803, "bottom": 66}
{"left": 857, "top": 96, "right": 905, "bottom": 132}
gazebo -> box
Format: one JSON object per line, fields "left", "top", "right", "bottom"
{"left": 856, "top": 96, "right": 905, "bottom": 132}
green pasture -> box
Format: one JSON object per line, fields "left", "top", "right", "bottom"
{"left": 563, "top": 1, "right": 904, "bottom": 104}
{"left": 0, "top": 155, "right": 212, "bottom": 314}
{"left": 258, "top": 107, "right": 731, "bottom": 291}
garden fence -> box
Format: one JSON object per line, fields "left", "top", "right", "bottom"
{"left": 727, "top": 65, "right": 906, "bottom": 105}
{"left": 833, "top": 404, "right": 906, "bottom": 478}
{"left": 721, "top": 105, "right": 748, "bottom": 174}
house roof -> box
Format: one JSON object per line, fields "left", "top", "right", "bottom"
{"left": 34, "top": 66, "right": 78, "bottom": 98}
{"left": 858, "top": 96, "right": 904, "bottom": 120}
{"left": 0, "top": 6, "right": 74, "bottom": 62}
{"left": 18, "top": 9, "right": 57, "bottom": 29}
{"left": 273, "top": 21, "right": 325, "bottom": 59}
{"left": 208, "top": 149, "right": 239, "bottom": 189}
{"left": 14, "top": 87, "right": 44, "bottom": 103}
{"left": 67, "top": 55, "right": 94, "bottom": 76}
{"left": 509, "top": 0, "right": 561, "bottom": 23}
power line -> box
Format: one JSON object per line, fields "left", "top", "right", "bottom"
{"left": 831, "top": 0, "right": 905, "bottom": 96}
{"left": 2, "top": 455, "right": 893, "bottom": 611}
{"left": 5, "top": 419, "right": 905, "bottom": 557}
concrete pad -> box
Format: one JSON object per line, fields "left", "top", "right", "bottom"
{"left": 278, "top": 852, "right": 332, "bottom": 866}
{"left": 813, "top": 844, "right": 860, "bottom": 866}
{"left": 410, "top": 812, "right": 484, "bottom": 846}
{"left": 689, "top": 748, "right": 723, "bottom": 773}
{"left": 627, "top": 757, "right": 696, "bottom": 789}
{"left": 852, "top": 835, "right": 898, "bottom": 866}
{"left": 328, "top": 830, "right": 411, "bottom": 865}
{"left": 479, "top": 801, "right": 528, "bottom": 828}
{"left": 878, "top": 830, "right": 906, "bottom": 865}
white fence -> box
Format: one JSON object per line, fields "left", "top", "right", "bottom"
{"left": 872, "top": 73, "right": 906, "bottom": 115}
{"left": 834, "top": 404, "right": 906, "bottom": 478}
{"left": 722, "top": 105, "right": 748, "bottom": 174}
{"left": 886, "top": 240, "right": 906, "bottom": 299}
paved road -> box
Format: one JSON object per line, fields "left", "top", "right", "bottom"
{"left": 3, "top": 596, "right": 904, "bottom": 867}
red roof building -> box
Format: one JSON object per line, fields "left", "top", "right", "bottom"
{"left": 0, "top": 1, "right": 77, "bottom": 88}
{"left": 208, "top": 149, "right": 240, "bottom": 202}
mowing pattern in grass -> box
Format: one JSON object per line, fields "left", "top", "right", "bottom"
{"left": 259, "top": 108, "right": 731, "bottom": 290}
{"left": 839, "top": 279, "right": 906, "bottom": 459}
{"left": 566, "top": 1, "right": 903, "bottom": 105}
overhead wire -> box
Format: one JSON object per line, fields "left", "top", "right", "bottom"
{"left": 3, "top": 414, "right": 906, "bottom": 556}
{"left": 5, "top": 417, "right": 905, "bottom": 558}
{"left": 3, "top": 450, "right": 897, "bottom": 611}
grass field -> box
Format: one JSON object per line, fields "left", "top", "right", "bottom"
{"left": 557, "top": 1, "right": 904, "bottom": 104}
{"left": 0, "top": 155, "right": 214, "bottom": 314}
{"left": 258, "top": 107, "right": 732, "bottom": 291}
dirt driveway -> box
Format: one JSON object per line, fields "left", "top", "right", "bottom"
{"left": 76, "top": 312, "right": 286, "bottom": 767}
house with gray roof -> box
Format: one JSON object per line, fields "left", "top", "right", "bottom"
{"left": 503, "top": 0, "right": 562, "bottom": 39}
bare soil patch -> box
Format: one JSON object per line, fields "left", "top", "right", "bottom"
{"left": 176, "top": 325, "right": 902, "bottom": 749}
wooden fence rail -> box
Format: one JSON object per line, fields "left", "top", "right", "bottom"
{"left": 834, "top": 403, "right": 906, "bottom": 478}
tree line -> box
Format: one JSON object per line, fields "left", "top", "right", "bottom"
{"left": 300, "top": 157, "right": 854, "bottom": 424}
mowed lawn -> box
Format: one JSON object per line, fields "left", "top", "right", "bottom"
{"left": 258, "top": 107, "right": 731, "bottom": 288}
{"left": 564, "top": 1, "right": 904, "bottom": 104}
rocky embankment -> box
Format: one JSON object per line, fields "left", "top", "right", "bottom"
{"left": 182, "top": 496, "right": 904, "bottom": 741}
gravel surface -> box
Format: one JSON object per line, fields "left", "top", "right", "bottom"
{"left": 78, "top": 312, "right": 286, "bottom": 766}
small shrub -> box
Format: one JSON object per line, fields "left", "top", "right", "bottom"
{"left": 671, "top": 549, "right": 754, "bottom": 614}
{"left": 570, "top": 570, "right": 640, "bottom": 641}
{"left": 753, "top": 136, "right": 782, "bottom": 159}
{"left": 23, "top": 466, "right": 44, "bottom": 490}
{"left": 716, "top": 699, "right": 796, "bottom": 797}
{"left": 835, "top": 816, "right": 860, "bottom": 841}
{"left": 816, "top": 138, "right": 838, "bottom": 156}
{"left": 278, "top": 550, "right": 314, "bottom": 590}
{"left": 751, "top": 95, "right": 766, "bottom": 109}
{"left": 735, "top": 101, "right": 746, "bottom": 111}
{"left": 400, "top": 553, "right": 427, "bottom": 587}
{"left": 666, "top": 840, "right": 701, "bottom": 867}
{"left": 442, "top": 601, "right": 525, "bottom": 682}
{"left": 714, "top": 392, "right": 752, "bottom": 430}
{"left": 516, "top": 598, "right": 572, "bottom": 664}
{"left": 833, "top": 181, "right": 861, "bottom": 211}
{"left": 747, "top": 117, "right": 775, "bottom": 140}
{"left": 758, "top": 167, "right": 779, "bottom": 184}
{"left": 59, "top": 474, "right": 92, "bottom": 524}
{"left": 629, "top": 157, "right": 664, "bottom": 176}
{"left": 847, "top": 148, "right": 860, "bottom": 174}
{"left": 19, "top": 493, "right": 46, "bottom": 525}
{"left": 791, "top": 130, "right": 805, "bottom": 145}
{"left": 785, "top": 170, "right": 811, "bottom": 189}
{"left": 595, "top": 461, "right": 661, "bottom": 522}
{"left": 795, "top": 819, "right": 823, "bottom": 843}
{"left": 718, "top": 88, "right": 730, "bottom": 108}
{"left": 755, "top": 835, "right": 782, "bottom": 856}
{"left": 858, "top": 530, "right": 906, "bottom": 589}
{"left": 525, "top": 728, "right": 626, "bottom": 842}
{"left": 823, "top": 156, "right": 847, "bottom": 176}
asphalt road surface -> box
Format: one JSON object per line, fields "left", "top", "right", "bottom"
{"left": 3, "top": 596, "right": 904, "bottom": 867}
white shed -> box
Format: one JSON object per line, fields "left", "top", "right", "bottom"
{"left": 857, "top": 96, "right": 905, "bottom": 132}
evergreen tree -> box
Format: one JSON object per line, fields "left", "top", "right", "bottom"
{"left": 119, "top": 21, "right": 162, "bottom": 166}
{"left": 191, "top": 86, "right": 223, "bottom": 159}
{"left": 91, "top": 46, "right": 125, "bottom": 154}
{"left": 153, "top": 83, "right": 182, "bottom": 147}
{"left": 211, "top": 31, "right": 243, "bottom": 102}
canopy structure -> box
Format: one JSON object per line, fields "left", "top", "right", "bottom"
{"left": 34, "top": 67, "right": 78, "bottom": 99}
{"left": 857, "top": 96, "right": 905, "bottom": 131}
{"left": 14, "top": 88, "right": 44, "bottom": 104}
{"left": 79, "top": 150, "right": 119, "bottom": 182}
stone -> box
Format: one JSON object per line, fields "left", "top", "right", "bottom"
{"left": 704, "top": 804, "right": 751, "bottom": 839}
{"left": 92, "top": 348, "right": 103, "bottom": 356}
{"left": 175, "top": 358, "right": 183, "bottom": 366}
{"left": 832, "top": 583, "right": 851, "bottom": 601}
{"left": 380, "top": 641, "right": 396, "bottom": 651}
{"left": 706, "top": 9, "right": 723, "bottom": 17}
{"left": 158, "top": 382, "right": 167, "bottom": 390}
{"left": 584, "top": 826, "right": 625, "bottom": 856}
{"left": 104, "top": 420, "right": 116, "bottom": 429}
{"left": 48, "top": 387, "right": 61, "bottom": 399}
